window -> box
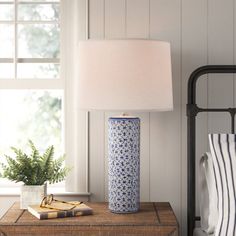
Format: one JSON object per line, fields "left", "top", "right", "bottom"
{"left": 0, "top": 0, "right": 60, "bottom": 79}
{"left": 0, "top": 0, "right": 64, "bottom": 191}
{"left": 0, "top": 90, "right": 63, "bottom": 156}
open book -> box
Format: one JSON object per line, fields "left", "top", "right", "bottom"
{"left": 28, "top": 201, "right": 93, "bottom": 220}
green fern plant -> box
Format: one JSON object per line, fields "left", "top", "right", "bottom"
{"left": 0, "top": 140, "right": 69, "bottom": 185}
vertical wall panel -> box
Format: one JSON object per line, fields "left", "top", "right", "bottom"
{"left": 104, "top": 0, "right": 126, "bottom": 200}
{"left": 105, "top": 0, "right": 126, "bottom": 38}
{"left": 89, "top": 112, "right": 105, "bottom": 201}
{"left": 88, "top": 0, "right": 104, "bottom": 39}
{"left": 126, "top": 0, "right": 149, "bottom": 38}
{"left": 181, "top": 1, "right": 208, "bottom": 235}
{"left": 149, "top": 0, "right": 181, "bottom": 223}
{"left": 208, "top": 0, "right": 234, "bottom": 133}
{"left": 126, "top": 0, "right": 150, "bottom": 201}
{"left": 88, "top": 0, "right": 106, "bottom": 201}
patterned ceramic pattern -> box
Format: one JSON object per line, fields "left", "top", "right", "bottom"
{"left": 108, "top": 117, "right": 140, "bottom": 213}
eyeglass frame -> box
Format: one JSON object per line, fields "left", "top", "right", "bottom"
{"left": 40, "top": 194, "right": 83, "bottom": 211}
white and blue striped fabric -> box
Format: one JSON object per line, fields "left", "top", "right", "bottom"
{"left": 209, "top": 134, "right": 236, "bottom": 236}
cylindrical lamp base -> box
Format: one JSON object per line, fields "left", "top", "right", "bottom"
{"left": 108, "top": 117, "right": 140, "bottom": 213}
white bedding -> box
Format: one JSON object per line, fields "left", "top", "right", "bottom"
{"left": 199, "top": 153, "right": 218, "bottom": 233}
{"left": 194, "top": 228, "right": 214, "bottom": 236}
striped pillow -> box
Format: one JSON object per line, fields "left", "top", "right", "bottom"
{"left": 209, "top": 134, "right": 236, "bottom": 236}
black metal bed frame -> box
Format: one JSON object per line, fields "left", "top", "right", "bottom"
{"left": 187, "top": 65, "right": 236, "bottom": 236}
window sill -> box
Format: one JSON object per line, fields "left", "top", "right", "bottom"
{"left": 0, "top": 187, "right": 91, "bottom": 197}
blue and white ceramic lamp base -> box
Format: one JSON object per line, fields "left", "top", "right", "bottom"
{"left": 108, "top": 117, "right": 140, "bottom": 213}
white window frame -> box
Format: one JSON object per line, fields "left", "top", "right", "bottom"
{"left": 0, "top": 0, "right": 60, "bottom": 81}
{"left": 61, "top": 0, "right": 89, "bottom": 194}
{"left": 0, "top": 0, "right": 65, "bottom": 190}
{"left": 0, "top": 0, "right": 90, "bottom": 195}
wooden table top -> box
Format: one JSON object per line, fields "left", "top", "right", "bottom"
{"left": 0, "top": 202, "right": 178, "bottom": 227}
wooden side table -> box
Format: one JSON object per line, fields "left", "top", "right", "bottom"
{"left": 0, "top": 202, "right": 179, "bottom": 236}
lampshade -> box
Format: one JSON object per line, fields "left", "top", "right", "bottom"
{"left": 77, "top": 40, "right": 173, "bottom": 111}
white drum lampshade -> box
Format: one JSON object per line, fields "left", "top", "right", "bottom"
{"left": 77, "top": 40, "right": 173, "bottom": 112}
{"left": 77, "top": 40, "right": 173, "bottom": 213}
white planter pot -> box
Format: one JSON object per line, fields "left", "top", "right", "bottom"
{"left": 20, "top": 184, "right": 47, "bottom": 209}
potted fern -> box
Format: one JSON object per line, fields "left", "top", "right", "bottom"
{"left": 0, "top": 140, "right": 69, "bottom": 209}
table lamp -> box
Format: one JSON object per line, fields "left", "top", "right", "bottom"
{"left": 77, "top": 40, "right": 173, "bottom": 213}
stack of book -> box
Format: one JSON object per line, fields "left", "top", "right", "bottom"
{"left": 28, "top": 201, "right": 93, "bottom": 220}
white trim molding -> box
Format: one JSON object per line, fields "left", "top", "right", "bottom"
{"left": 62, "top": 0, "right": 90, "bottom": 194}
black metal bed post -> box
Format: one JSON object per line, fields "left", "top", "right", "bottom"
{"left": 187, "top": 68, "right": 201, "bottom": 236}
{"left": 187, "top": 65, "right": 236, "bottom": 236}
{"left": 187, "top": 107, "right": 196, "bottom": 236}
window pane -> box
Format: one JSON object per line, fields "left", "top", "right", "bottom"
{"left": 18, "top": 63, "right": 59, "bottom": 79}
{"left": 18, "top": 4, "right": 59, "bottom": 21}
{"left": 0, "top": 4, "right": 14, "bottom": 21}
{"left": 0, "top": 90, "right": 63, "bottom": 156}
{"left": 0, "top": 63, "right": 13, "bottom": 78}
{"left": 18, "top": 24, "right": 60, "bottom": 58}
{"left": 0, "top": 24, "right": 13, "bottom": 58}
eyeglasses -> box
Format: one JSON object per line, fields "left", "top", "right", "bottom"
{"left": 40, "top": 194, "right": 83, "bottom": 211}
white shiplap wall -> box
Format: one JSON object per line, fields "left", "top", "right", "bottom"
{"left": 87, "top": 0, "right": 236, "bottom": 235}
